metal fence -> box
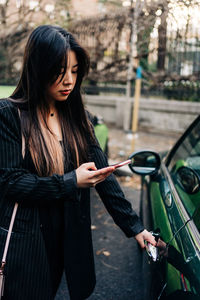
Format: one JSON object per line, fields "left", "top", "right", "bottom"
{"left": 70, "top": 3, "right": 200, "bottom": 101}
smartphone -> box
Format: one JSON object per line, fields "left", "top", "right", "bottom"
{"left": 111, "top": 159, "right": 131, "bottom": 169}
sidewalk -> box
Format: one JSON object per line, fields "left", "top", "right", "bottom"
{"left": 107, "top": 125, "right": 180, "bottom": 178}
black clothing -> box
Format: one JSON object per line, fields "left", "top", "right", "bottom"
{"left": 0, "top": 98, "right": 144, "bottom": 299}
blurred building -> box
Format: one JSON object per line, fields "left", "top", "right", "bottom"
{"left": 71, "top": 0, "right": 106, "bottom": 17}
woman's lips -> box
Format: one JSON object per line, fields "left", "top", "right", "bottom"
{"left": 60, "top": 90, "right": 71, "bottom": 95}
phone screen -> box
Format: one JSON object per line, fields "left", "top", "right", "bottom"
{"left": 112, "top": 159, "right": 131, "bottom": 169}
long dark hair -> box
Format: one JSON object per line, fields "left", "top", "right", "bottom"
{"left": 11, "top": 25, "right": 95, "bottom": 176}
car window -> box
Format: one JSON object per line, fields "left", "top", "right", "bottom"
{"left": 167, "top": 117, "right": 200, "bottom": 230}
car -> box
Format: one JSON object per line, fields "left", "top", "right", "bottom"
{"left": 92, "top": 114, "right": 109, "bottom": 156}
{"left": 128, "top": 116, "right": 200, "bottom": 300}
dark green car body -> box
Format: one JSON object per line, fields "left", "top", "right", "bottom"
{"left": 93, "top": 116, "right": 108, "bottom": 156}
{"left": 141, "top": 116, "right": 200, "bottom": 299}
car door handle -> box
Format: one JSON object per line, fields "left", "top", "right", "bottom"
{"left": 165, "top": 191, "right": 172, "bottom": 207}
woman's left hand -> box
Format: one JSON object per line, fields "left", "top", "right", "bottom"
{"left": 134, "top": 229, "right": 156, "bottom": 249}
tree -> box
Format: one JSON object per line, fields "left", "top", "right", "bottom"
{"left": 157, "top": 3, "right": 168, "bottom": 71}
{"left": 1, "top": 0, "right": 200, "bottom": 86}
{"left": 0, "top": 0, "right": 71, "bottom": 84}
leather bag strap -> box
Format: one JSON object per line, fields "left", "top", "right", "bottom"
{"left": 0, "top": 108, "right": 24, "bottom": 270}
{"left": 1, "top": 203, "right": 19, "bottom": 268}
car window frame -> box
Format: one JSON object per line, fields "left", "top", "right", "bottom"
{"left": 165, "top": 115, "right": 200, "bottom": 168}
{"left": 163, "top": 114, "right": 200, "bottom": 237}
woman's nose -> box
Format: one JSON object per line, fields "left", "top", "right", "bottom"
{"left": 63, "top": 71, "right": 73, "bottom": 85}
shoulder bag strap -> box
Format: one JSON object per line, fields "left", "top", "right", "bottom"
{"left": 0, "top": 107, "right": 24, "bottom": 271}
{"left": 0, "top": 203, "right": 19, "bottom": 269}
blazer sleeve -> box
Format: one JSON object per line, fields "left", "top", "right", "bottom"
{"left": 0, "top": 101, "right": 79, "bottom": 203}
{"left": 90, "top": 143, "right": 145, "bottom": 238}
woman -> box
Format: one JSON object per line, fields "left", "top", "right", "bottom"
{"left": 0, "top": 25, "right": 155, "bottom": 300}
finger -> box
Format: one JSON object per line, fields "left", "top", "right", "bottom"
{"left": 94, "top": 171, "right": 114, "bottom": 183}
{"left": 89, "top": 168, "right": 112, "bottom": 179}
{"left": 92, "top": 176, "right": 106, "bottom": 186}
{"left": 142, "top": 230, "right": 156, "bottom": 246}
{"left": 135, "top": 235, "right": 145, "bottom": 249}
{"left": 146, "top": 235, "right": 156, "bottom": 246}
{"left": 100, "top": 166, "right": 115, "bottom": 173}
{"left": 95, "top": 167, "right": 115, "bottom": 176}
{"left": 92, "top": 171, "right": 113, "bottom": 186}
{"left": 138, "top": 238, "right": 145, "bottom": 249}
{"left": 84, "top": 162, "right": 97, "bottom": 171}
{"left": 94, "top": 177, "right": 107, "bottom": 185}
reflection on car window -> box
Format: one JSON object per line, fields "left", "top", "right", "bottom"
{"left": 167, "top": 118, "right": 200, "bottom": 230}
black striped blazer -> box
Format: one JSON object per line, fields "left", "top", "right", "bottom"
{"left": 0, "top": 98, "right": 144, "bottom": 300}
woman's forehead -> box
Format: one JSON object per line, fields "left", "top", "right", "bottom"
{"left": 67, "top": 50, "right": 78, "bottom": 66}
{"left": 62, "top": 50, "right": 78, "bottom": 67}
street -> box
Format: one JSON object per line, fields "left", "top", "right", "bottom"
{"left": 56, "top": 182, "right": 144, "bottom": 300}
{"left": 55, "top": 125, "right": 176, "bottom": 300}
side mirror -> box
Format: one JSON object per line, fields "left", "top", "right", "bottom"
{"left": 128, "top": 150, "right": 161, "bottom": 175}
{"left": 176, "top": 166, "right": 200, "bottom": 194}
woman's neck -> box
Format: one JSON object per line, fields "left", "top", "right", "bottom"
{"left": 49, "top": 101, "right": 57, "bottom": 118}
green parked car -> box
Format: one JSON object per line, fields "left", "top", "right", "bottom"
{"left": 92, "top": 115, "right": 109, "bottom": 156}
{"left": 128, "top": 116, "right": 200, "bottom": 300}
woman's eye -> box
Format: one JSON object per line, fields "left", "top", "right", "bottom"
{"left": 72, "top": 69, "right": 78, "bottom": 74}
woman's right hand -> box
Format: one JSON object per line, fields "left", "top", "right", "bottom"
{"left": 75, "top": 162, "right": 115, "bottom": 188}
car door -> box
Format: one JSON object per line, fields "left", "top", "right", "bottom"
{"left": 143, "top": 116, "right": 200, "bottom": 299}
{"left": 164, "top": 115, "right": 200, "bottom": 296}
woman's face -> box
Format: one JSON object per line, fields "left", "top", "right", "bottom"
{"left": 46, "top": 50, "right": 78, "bottom": 104}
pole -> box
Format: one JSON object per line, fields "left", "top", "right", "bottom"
{"left": 132, "top": 66, "right": 142, "bottom": 133}
{"left": 131, "top": 66, "right": 142, "bottom": 152}
{"left": 123, "top": 0, "right": 142, "bottom": 132}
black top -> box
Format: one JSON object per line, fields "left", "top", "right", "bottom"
{"left": 0, "top": 98, "right": 144, "bottom": 300}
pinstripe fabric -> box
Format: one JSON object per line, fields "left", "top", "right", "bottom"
{"left": 0, "top": 98, "right": 144, "bottom": 300}
{"left": 91, "top": 145, "right": 144, "bottom": 237}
